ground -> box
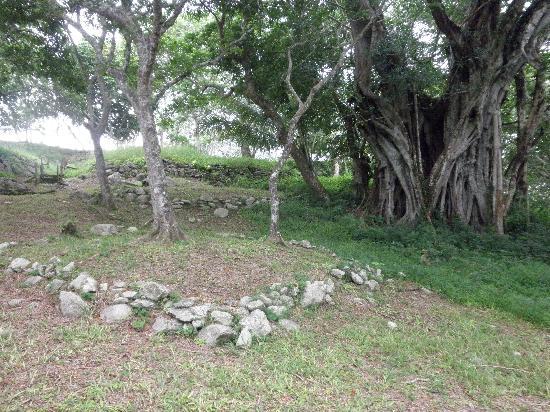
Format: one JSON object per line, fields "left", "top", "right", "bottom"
{"left": 1, "top": 176, "right": 549, "bottom": 411}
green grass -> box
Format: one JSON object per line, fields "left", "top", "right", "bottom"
{"left": 241, "top": 178, "right": 550, "bottom": 328}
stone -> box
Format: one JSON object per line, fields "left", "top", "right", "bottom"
{"left": 278, "top": 319, "right": 300, "bottom": 332}
{"left": 239, "top": 296, "right": 253, "bottom": 307}
{"left": 69, "top": 273, "right": 98, "bottom": 293}
{"left": 167, "top": 308, "right": 194, "bottom": 323}
{"left": 127, "top": 226, "right": 138, "bottom": 233}
{"left": 188, "top": 217, "right": 196, "bottom": 223}
{"left": 350, "top": 272, "right": 365, "bottom": 285}
{"left": 137, "top": 195, "right": 150, "bottom": 204}
{"left": 421, "top": 287, "right": 432, "bottom": 294}
{"left": 173, "top": 298, "right": 195, "bottom": 308}
{"left": 330, "top": 268, "right": 345, "bottom": 279}
{"left": 62, "top": 262, "right": 75, "bottom": 273}
{"left": 100, "top": 304, "right": 132, "bottom": 323}
{"left": 192, "top": 319, "right": 204, "bottom": 329}
{"left": 138, "top": 281, "right": 169, "bottom": 301}
{"left": 365, "top": 279, "right": 380, "bottom": 291}
{"left": 199, "top": 194, "right": 215, "bottom": 202}
{"left": 22, "top": 276, "right": 44, "bottom": 287}
{"left": 107, "top": 172, "right": 122, "bottom": 184}
{"left": 131, "top": 299, "right": 155, "bottom": 309}
{"left": 301, "top": 279, "right": 335, "bottom": 307}
{"left": 0, "top": 241, "right": 15, "bottom": 252}
{"left": 387, "top": 321, "right": 397, "bottom": 329}
{"left": 234, "top": 307, "right": 249, "bottom": 318}
{"left": 197, "top": 324, "right": 236, "bottom": 347}
{"left": 258, "top": 294, "right": 273, "bottom": 305}
{"left": 7, "top": 298, "right": 24, "bottom": 307}
{"left": 113, "top": 297, "right": 129, "bottom": 304}
{"left": 210, "top": 310, "right": 233, "bottom": 326}
{"left": 245, "top": 197, "right": 256, "bottom": 207}
{"left": 213, "top": 208, "right": 229, "bottom": 218}
{"left": 236, "top": 327, "right": 252, "bottom": 348}
{"left": 300, "top": 240, "right": 313, "bottom": 249}
{"left": 46, "top": 279, "right": 65, "bottom": 294}
{"left": 113, "top": 280, "right": 126, "bottom": 289}
{"left": 59, "top": 291, "right": 89, "bottom": 318}
{"left": 152, "top": 316, "right": 183, "bottom": 334}
{"left": 9, "top": 257, "right": 31, "bottom": 272}
{"left": 246, "top": 299, "right": 265, "bottom": 311}
{"left": 267, "top": 305, "right": 287, "bottom": 317}
{"left": 99, "top": 282, "right": 109, "bottom": 292}
{"left": 90, "top": 224, "right": 119, "bottom": 236}
{"left": 239, "top": 309, "right": 272, "bottom": 338}
{"left": 0, "top": 326, "right": 13, "bottom": 338}
{"left": 191, "top": 304, "right": 211, "bottom": 319}
{"left": 122, "top": 290, "right": 138, "bottom": 299}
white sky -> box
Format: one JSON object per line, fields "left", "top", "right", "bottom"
{"left": 0, "top": 115, "right": 141, "bottom": 151}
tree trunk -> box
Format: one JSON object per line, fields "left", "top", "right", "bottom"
{"left": 137, "top": 101, "right": 185, "bottom": 241}
{"left": 240, "top": 145, "right": 254, "bottom": 158}
{"left": 289, "top": 142, "right": 329, "bottom": 202}
{"left": 90, "top": 130, "right": 115, "bottom": 209}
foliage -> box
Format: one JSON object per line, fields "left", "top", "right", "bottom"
{"left": 241, "top": 176, "right": 550, "bottom": 327}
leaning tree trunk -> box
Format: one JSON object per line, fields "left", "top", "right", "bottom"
{"left": 137, "top": 101, "right": 185, "bottom": 241}
{"left": 289, "top": 143, "right": 329, "bottom": 202}
{"left": 90, "top": 130, "right": 115, "bottom": 209}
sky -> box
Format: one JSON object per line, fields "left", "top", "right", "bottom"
{"left": 0, "top": 115, "right": 140, "bottom": 151}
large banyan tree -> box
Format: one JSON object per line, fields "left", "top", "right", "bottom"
{"left": 348, "top": 0, "right": 549, "bottom": 232}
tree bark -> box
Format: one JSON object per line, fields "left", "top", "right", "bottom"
{"left": 90, "top": 130, "right": 115, "bottom": 209}
{"left": 137, "top": 100, "right": 185, "bottom": 241}
{"left": 240, "top": 145, "right": 254, "bottom": 158}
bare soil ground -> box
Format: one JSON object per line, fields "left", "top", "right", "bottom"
{"left": 1, "top": 178, "right": 548, "bottom": 411}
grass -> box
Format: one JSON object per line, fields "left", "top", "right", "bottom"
{"left": 1, "top": 153, "right": 549, "bottom": 410}
{"left": 241, "top": 179, "right": 550, "bottom": 328}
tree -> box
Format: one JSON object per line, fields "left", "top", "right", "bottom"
{"left": 80, "top": 0, "right": 187, "bottom": 240}
{"left": 348, "top": 0, "right": 549, "bottom": 232}
{"left": 56, "top": 11, "right": 137, "bottom": 209}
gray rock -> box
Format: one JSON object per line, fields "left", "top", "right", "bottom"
{"left": 350, "top": 272, "right": 365, "bottom": 285}
{"left": 46, "top": 279, "right": 65, "bottom": 294}
{"left": 62, "top": 262, "right": 75, "bottom": 273}
{"left": 113, "top": 280, "right": 126, "bottom": 289}
{"left": 365, "top": 279, "right": 380, "bottom": 291}
{"left": 152, "top": 316, "right": 182, "bottom": 334}
{"left": 9, "top": 257, "right": 31, "bottom": 272}
{"left": 199, "top": 194, "right": 215, "bottom": 202}
{"left": 213, "top": 208, "right": 229, "bottom": 218}
{"left": 69, "top": 273, "right": 98, "bottom": 293}
{"left": 131, "top": 299, "right": 155, "bottom": 309}
{"left": 136, "top": 195, "right": 150, "bottom": 204}
{"left": 23, "top": 276, "right": 44, "bottom": 287}
{"left": 113, "top": 297, "right": 129, "bottom": 304}
{"left": 245, "top": 197, "right": 256, "bottom": 207}
{"left": 59, "top": 291, "right": 89, "bottom": 318}
{"left": 90, "top": 224, "right": 119, "bottom": 236}
{"left": 246, "top": 299, "right": 265, "bottom": 311}
{"left": 330, "top": 268, "right": 345, "bottom": 279}
{"left": 101, "top": 304, "right": 132, "bottom": 323}
{"left": 99, "top": 282, "right": 109, "bottom": 292}
{"left": 192, "top": 319, "right": 204, "bottom": 329}
{"left": 278, "top": 319, "right": 300, "bottom": 332}
{"left": 301, "top": 279, "right": 335, "bottom": 307}
{"left": 236, "top": 327, "right": 252, "bottom": 348}
{"left": 267, "top": 305, "right": 287, "bottom": 317}
{"left": 173, "top": 298, "right": 195, "bottom": 308}
{"left": 7, "top": 298, "right": 24, "bottom": 307}
{"left": 239, "top": 296, "right": 253, "bottom": 307}
{"left": 0, "top": 326, "right": 13, "bottom": 338}
{"left": 387, "top": 321, "right": 397, "bottom": 329}
{"left": 234, "top": 307, "right": 249, "bottom": 317}
{"left": 197, "top": 324, "right": 236, "bottom": 347}
{"left": 127, "top": 226, "right": 138, "bottom": 233}
{"left": 122, "top": 290, "right": 138, "bottom": 299}
{"left": 48, "top": 256, "right": 61, "bottom": 265}
{"left": 107, "top": 172, "right": 122, "bottom": 184}
{"left": 167, "top": 308, "right": 194, "bottom": 322}
{"left": 210, "top": 310, "right": 233, "bottom": 326}
{"left": 258, "top": 294, "right": 273, "bottom": 305}
{"left": 138, "top": 281, "right": 169, "bottom": 301}
{"left": 191, "top": 304, "right": 212, "bottom": 319}
{"left": 239, "top": 309, "right": 272, "bottom": 338}
{"left": 300, "top": 240, "right": 313, "bottom": 249}
{"left": 0, "top": 241, "right": 16, "bottom": 253}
